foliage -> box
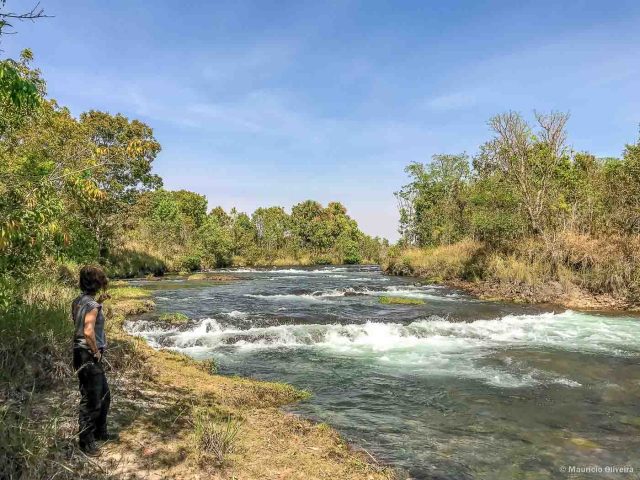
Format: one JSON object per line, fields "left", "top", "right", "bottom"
{"left": 0, "top": 53, "right": 164, "bottom": 300}
{"left": 119, "top": 191, "right": 383, "bottom": 271}
{"left": 397, "top": 111, "right": 640, "bottom": 247}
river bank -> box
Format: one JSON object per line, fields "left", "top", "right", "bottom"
{"left": 122, "top": 266, "right": 640, "bottom": 478}
{"left": 382, "top": 239, "right": 640, "bottom": 312}
{"left": 97, "top": 282, "right": 395, "bottom": 479}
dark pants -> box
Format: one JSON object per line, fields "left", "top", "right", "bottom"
{"left": 73, "top": 348, "right": 110, "bottom": 446}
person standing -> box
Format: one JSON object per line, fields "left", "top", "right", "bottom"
{"left": 71, "top": 265, "right": 114, "bottom": 456}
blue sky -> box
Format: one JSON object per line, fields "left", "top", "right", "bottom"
{"left": 3, "top": 0, "right": 640, "bottom": 241}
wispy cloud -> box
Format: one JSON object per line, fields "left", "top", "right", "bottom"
{"left": 425, "top": 91, "right": 478, "bottom": 111}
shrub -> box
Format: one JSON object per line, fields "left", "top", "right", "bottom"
{"left": 179, "top": 254, "right": 202, "bottom": 272}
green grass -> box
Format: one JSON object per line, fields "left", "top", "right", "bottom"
{"left": 108, "top": 286, "right": 151, "bottom": 300}
{"left": 159, "top": 312, "right": 189, "bottom": 325}
{"left": 378, "top": 295, "right": 425, "bottom": 305}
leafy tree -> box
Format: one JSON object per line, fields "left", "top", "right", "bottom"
{"left": 252, "top": 206, "right": 289, "bottom": 255}
{"left": 228, "top": 208, "right": 256, "bottom": 257}
{"left": 172, "top": 190, "right": 207, "bottom": 228}
{"left": 396, "top": 154, "right": 470, "bottom": 246}
{"left": 290, "top": 200, "right": 325, "bottom": 250}
{"left": 73, "top": 111, "right": 162, "bottom": 257}
{"left": 197, "top": 216, "right": 232, "bottom": 268}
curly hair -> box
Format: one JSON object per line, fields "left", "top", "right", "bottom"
{"left": 79, "top": 265, "right": 108, "bottom": 295}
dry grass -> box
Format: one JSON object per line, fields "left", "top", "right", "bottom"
{"left": 383, "top": 240, "right": 482, "bottom": 282}
{"left": 384, "top": 233, "right": 640, "bottom": 308}
{"left": 485, "top": 253, "right": 551, "bottom": 286}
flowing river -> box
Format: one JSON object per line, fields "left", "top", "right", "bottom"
{"left": 125, "top": 265, "right": 640, "bottom": 479}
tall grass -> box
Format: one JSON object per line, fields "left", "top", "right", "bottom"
{"left": 191, "top": 409, "right": 243, "bottom": 465}
{"left": 0, "top": 279, "right": 76, "bottom": 479}
{"left": 383, "top": 240, "right": 482, "bottom": 281}
{"left": 384, "top": 233, "right": 640, "bottom": 304}
{"left": 0, "top": 285, "right": 73, "bottom": 388}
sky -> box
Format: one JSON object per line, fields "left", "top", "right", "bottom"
{"left": 3, "top": 0, "right": 640, "bottom": 241}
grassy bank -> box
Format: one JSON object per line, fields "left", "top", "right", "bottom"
{"left": 0, "top": 280, "right": 395, "bottom": 479}
{"left": 383, "top": 234, "right": 640, "bottom": 310}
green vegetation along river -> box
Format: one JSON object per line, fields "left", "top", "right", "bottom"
{"left": 126, "top": 265, "right": 640, "bottom": 479}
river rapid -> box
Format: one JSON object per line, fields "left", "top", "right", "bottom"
{"left": 125, "top": 265, "right": 640, "bottom": 479}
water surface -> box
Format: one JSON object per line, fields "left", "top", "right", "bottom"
{"left": 126, "top": 265, "right": 640, "bottom": 479}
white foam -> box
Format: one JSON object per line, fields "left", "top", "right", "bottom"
{"left": 243, "top": 285, "right": 461, "bottom": 302}
{"left": 126, "top": 310, "right": 640, "bottom": 388}
{"left": 244, "top": 293, "right": 324, "bottom": 301}
{"left": 221, "top": 310, "right": 250, "bottom": 319}
{"left": 218, "top": 267, "right": 348, "bottom": 274}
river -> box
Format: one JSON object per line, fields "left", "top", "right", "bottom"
{"left": 125, "top": 265, "right": 640, "bottom": 479}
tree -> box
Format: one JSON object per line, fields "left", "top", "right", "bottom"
{"left": 252, "top": 206, "right": 289, "bottom": 255}
{"left": 475, "top": 111, "right": 570, "bottom": 235}
{"left": 396, "top": 154, "right": 470, "bottom": 246}
{"left": 605, "top": 141, "right": 640, "bottom": 233}
{"left": 290, "top": 200, "right": 324, "bottom": 250}
{"left": 73, "top": 111, "right": 162, "bottom": 257}
{"left": 197, "top": 216, "right": 232, "bottom": 268}
{"left": 229, "top": 208, "right": 256, "bottom": 257}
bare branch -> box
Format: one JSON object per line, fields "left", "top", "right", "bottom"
{"left": 0, "top": 1, "right": 51, "bottom": 37}
{"left": 534, "top": 110, "right": 570, "bottom": 159}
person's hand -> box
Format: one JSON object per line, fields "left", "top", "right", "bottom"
{"left": 97, "top": 293, "right": 111, "bottom": 303}
{"left": 93, "top": 351, "right": 102, "bottom": 362}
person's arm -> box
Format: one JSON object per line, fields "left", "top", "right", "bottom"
{"left": 83, "top": 307, "right": 101, "bottom": 361}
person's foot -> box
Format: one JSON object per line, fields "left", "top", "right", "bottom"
{"left": 80, "top": 442, "right": 101, "bottom": 457}
{"left": 95, "top": 431, "right": 119, "bottom": 442}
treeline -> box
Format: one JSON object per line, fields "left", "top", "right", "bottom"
{"left": 0, "top": 51, "right": 384, "bottom": 302}
{"left": 117, "top": 192, "right": 385, "bottom": 275}
{"left": 390, "top": 112, "right": 640, "bottom": 306}
{"left": 396, "top": 111, "right": 640, "bottom": 246}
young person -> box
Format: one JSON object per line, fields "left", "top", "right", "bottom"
{"left": 71, "top": 265, "right": 114, "bottom": 456}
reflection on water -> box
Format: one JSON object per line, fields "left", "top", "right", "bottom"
{"left": 126, "top": 266, "right": 640, "bottom": 479}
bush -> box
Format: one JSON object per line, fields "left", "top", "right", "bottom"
{"left": 107, "top": 248, "right": 166, "bottom": 278}
{"left": 179, "top": 254, "right": 202, "bottom": 272}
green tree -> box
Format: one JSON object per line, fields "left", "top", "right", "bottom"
{"left": 197, "top": 216, "right": 232, "bottom": 268}
{"left": 73, "top": 111, "right": 162, "bottom": 257}
{"left": 252, "top": 206, "right": 289, "bottom": 255}
{"left": 396, "top": 154, "right": 470, "bottom": 246}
